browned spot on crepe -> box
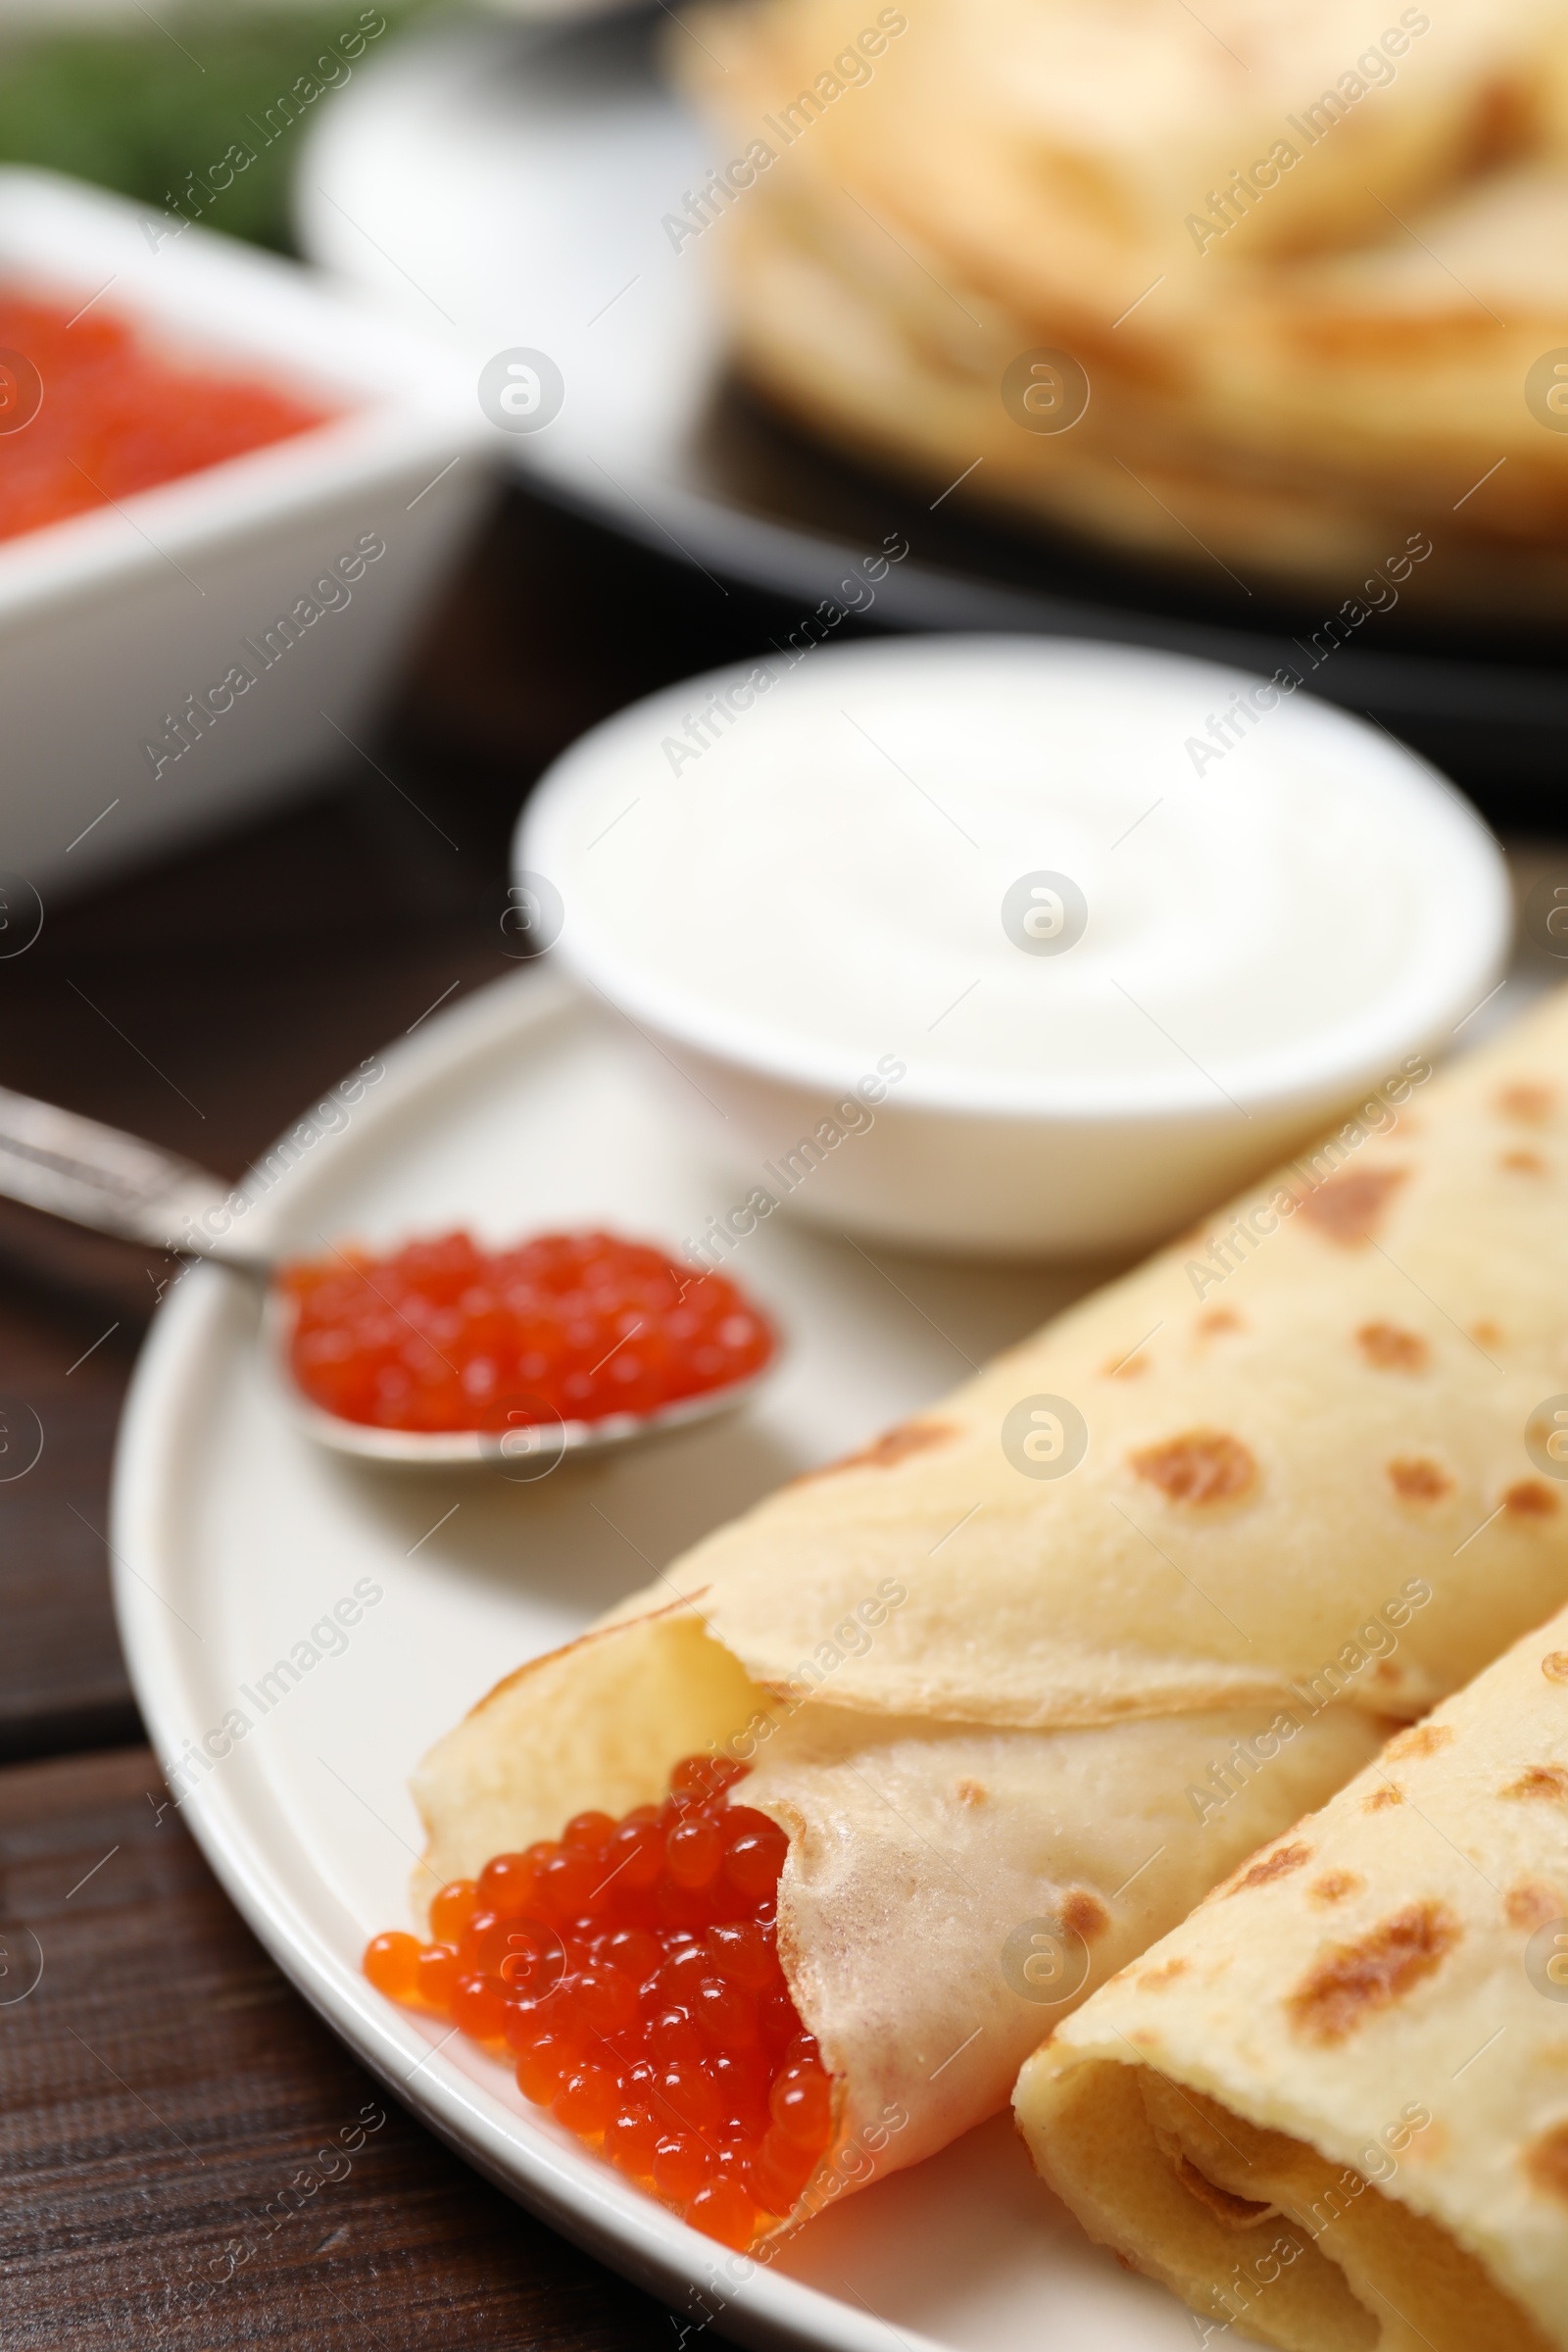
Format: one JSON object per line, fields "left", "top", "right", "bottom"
{"left": 1385, "top": 1723, "right": 1454, "bottom": 1763}
{"left": 1524, "top": 2121, "right": 1568, "bottom": 2206}
{"left": 1504, "top": 1765, "right": 1568, "bottom": 1802}
{"left": 1228, "top": 1841, "right": 1313, "bottom": 1896}
{"left": 1501, "top": 1149, "right": 1546, "bottom": 1174}
{"left": 1298, "top": 1167, "right": 1406, "bottom": 1246}
{"left": 1309, "top": 1872, "right": 1363, "bottom": 1906}
{"left": 1138, "top": 1958, "right": 1190, "bottom": 1989}
{"left": 1544, "top": 1652, "right": 1568, "bottom": 1685}
{"left": 1174, "top": 2155, "right": 1277, "bottom": 2230}
{"left": 801, "top": 1420, "right": 956, "bottom": 1480}
{"left": 1505, "top": 1479, "right": 1558, "bottom": 1518}
{"left": 1130, "top": 1430, "right": 1257, "bottom": 1506}
{"left": 1472, "top": 1319, "right": 1503, "bottom": 1348}
{"left": 956, "top": 1779, "right": 987, "bottom": 1807}
{"left": 1373, "top": 1661, "right": 1401, "bottom": 1686}
{"left": 1387, "top": 1456, "right": 1452, "bottom": 1503}
{"left": 1355, "top": 1321, "right": 1429, "bottom": 1372}
{"left": 1197, "top": 1309, "right": 1242, "bottom": 1335}
{"left": 1507, "top": 1881, "right": 1563, "bottom": 1931}
{"left": 1061, "top": 1888, "right": 1110, "bottom": 1941}
{"left": 1365, "top": 1784, "right": 1404, "bottom": 1811}
{"left": 1287, "top": 1902, "right": 1459, "bottom": 2043}
{"left": 1497, "top": 1082, "right": 1555, "bottom": 1126}
{"left": 1103, "top": 1351, "right": 1148, "bottom": 1379}
{"left": 1461, "top": 70, "right": 1541, "bottom": 170}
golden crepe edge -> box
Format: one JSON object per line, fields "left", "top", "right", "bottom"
{"left": 1014, "top": 1600, "right": 1568, "bottom": 2351}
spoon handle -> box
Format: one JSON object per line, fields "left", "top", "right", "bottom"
{"left": 0, "top": 1083, "right": 267, "bottom": 1271}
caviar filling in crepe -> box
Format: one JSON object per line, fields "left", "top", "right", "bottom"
{"left": 368, "top": 985, "right": 1568, "bottom": 2249}
{"left": 672, "top": 0, "right": 1568, "bottom": 615}
{"left": 1017, "top": 1602, "right": 1568, "bottom": 2352}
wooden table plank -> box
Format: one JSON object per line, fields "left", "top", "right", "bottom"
{"left": 0, "top": 1745, "right": 670, "bottom": 2347}
{"left": 0, "top": 1286, "right": 140, "bottom": 1763}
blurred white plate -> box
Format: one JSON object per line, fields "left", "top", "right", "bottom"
{"left": 110, "top": 963, "right": 1222, "bottom": 2352}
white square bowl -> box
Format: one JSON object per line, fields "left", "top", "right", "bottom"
{"left": 0, "top": 168, "right": 498, "bottom": 900}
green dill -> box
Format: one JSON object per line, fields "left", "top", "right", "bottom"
{"left": 0, "top": 3, "right": 442, "bottom": 254}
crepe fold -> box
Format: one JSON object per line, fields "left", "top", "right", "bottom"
{"left": 672, "top": 0, "right": 1568, "bottom": 614}
{"left": 415, "top": 983, "right": 1568, "bottom": 2226}
{"left": 1016, "top": 1600, "right": 1568, "bottom": 2352}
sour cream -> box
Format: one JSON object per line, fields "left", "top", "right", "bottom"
{"left": 520, "top": 637, "right": 1508, "bottom": 1253}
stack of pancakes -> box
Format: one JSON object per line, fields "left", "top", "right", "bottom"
{"left": 672, "top": 0, "right": 1568, "bottom": 614}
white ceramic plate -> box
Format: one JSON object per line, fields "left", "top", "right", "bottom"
{"left": 110, "top": 964, "right": 1219, "bottom": 2352}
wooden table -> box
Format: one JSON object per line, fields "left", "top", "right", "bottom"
{"left": 0, "top": 486, "right": 806, "bottom": 2347}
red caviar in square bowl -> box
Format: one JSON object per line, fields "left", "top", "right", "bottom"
{"left": 0, "top": 167, "right": 489, "bottom": 900}
{"left": 0, "top": 290, "right": 333, "bottom": 543}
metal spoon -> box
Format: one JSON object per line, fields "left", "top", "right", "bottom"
{"left": 0, "top": 1083, "right": 774, "bottom": 1469}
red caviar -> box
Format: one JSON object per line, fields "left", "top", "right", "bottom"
{"left": 283, "top": 1229, "right": 774, "bottom": 1434}
{"left": 0, "top": 292, "right": 332, "bottom": 543}
{"left": 364, "top": 1756, "right": 832, "bottom": 2247}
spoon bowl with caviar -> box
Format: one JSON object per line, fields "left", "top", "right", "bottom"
{"left": 0, "top": 1084, "right": 778, "bottom": 1469}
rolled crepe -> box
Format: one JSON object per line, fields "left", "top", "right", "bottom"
{"left": 1017, "top": 1600, "right": 1568, "bottom": 2352}
{"left": 416, "top": 984, "right": 1568, "bottom": 2227}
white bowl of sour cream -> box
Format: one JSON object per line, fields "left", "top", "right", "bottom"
{"left": 517, "top": 636, "right": 1509, "bottom": 1258}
